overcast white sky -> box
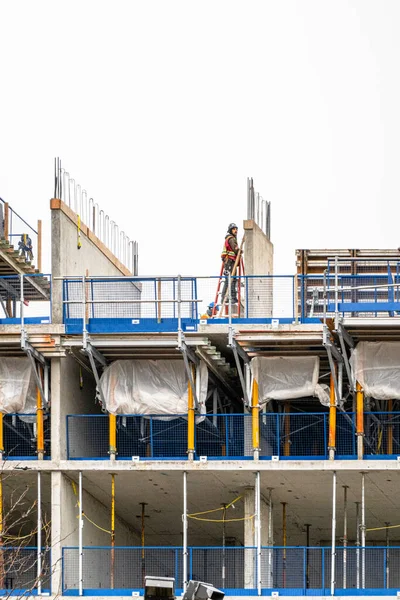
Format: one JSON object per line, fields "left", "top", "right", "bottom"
{"left": 0, "top": 1, "right": 399, "bottom": 277}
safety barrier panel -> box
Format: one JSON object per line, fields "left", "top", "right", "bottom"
{"left": 61, "top": 270, "right": 400, "bottom": 334}
{"left": 3, "top": 414, "right": 51, "bottom": 460}
{"left": 66, "top": 412, "right": 400, "bottom": 461}
{"left": 61, "top": 545, "right": 400, "bottom": 595}
{"left": 0, "top": 546, "right": 51, "bottom": 594}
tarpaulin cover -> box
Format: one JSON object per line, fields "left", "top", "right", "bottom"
{"left": 0, "top": 358, "right": 37, "bottom": 414}
{"left": 350, "top": 341, "right": 400, "bottom": 400}
{"left": 98, "top": 359, "right": 208, "bottom": 417}
{"left": 251, "top": 356, "right": 330, "bottom": 406}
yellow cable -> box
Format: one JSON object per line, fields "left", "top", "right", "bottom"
{"left": 82, "top": 512, "right": 112, "bottom": 535}
{"left": 188, "top": 495, "right": 243, "bottom": 517}
{"left": 188, "top": 514, "right": 255, "bottom": 523}
{"left": 366, "top": 523, "right": 400, "bottom": 532}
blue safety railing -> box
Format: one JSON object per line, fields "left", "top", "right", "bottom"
{"left": 3, "top": 413, "right": 51, "bottom": 460}
{"left": 61, "top": 269, "right": 400, "bottom": 334}
{"left": 0, "top": 546, "right": 51, "bottom": 595}
{"left": 66, "top": 412, "right": 400, "bottom": 461}
{"left": 61, "top": 545, "right": 400, "bottom": 596}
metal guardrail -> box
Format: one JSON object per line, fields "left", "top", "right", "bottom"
{"left": 0, "top": 198, "right": 42, "bottom": 271}
{"left": 62, "top": 545, "right": 400, "bottom": 595}
{"left": 0, "top": 274, "right": 51, "bottom": 321}
{"left": 66, "top": 412, "right": 400, "bottom": 461}
{"left": 61, "top": 268, "right": 400, "bottom": 334}
{"left": 0, "top": 546, "right": 51, "bottom": 593}
{"left": 3, "top": 413, "right": 51, "bottom": 459}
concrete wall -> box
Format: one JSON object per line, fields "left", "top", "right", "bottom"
{"left": 243, "top": 220, "right": 274, "bottom": 318}
{"left": 51, "top": 356, "right": 101, "bottom": 461}
{"left": 51, "top": 200, "right": 131, "bottom": 324}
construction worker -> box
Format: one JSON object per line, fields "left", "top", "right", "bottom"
{"left": 18, "top": 234, "right": 33, "bottom": 262}
{"left": 200, "top": 302, "right": 220, "bottom": 319}
{"left": 221, "top": 223, "right": 239, "bottom": 304}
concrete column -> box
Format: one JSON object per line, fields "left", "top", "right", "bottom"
{"left": 244, "top": 486, "right": 271, "bottom": 589}
{"left": 50, "top": 471, "right": 63, "bottom": 596}
{"left": 51, "top": 358, "right": 61, "bottom": 463}
{"left": 243, "top": 220, "right": 274, "bottom": 318}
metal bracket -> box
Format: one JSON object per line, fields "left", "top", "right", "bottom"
{"left": 82, "top": 342, "right": 108, "bottom": 408}
{"left": 337, "top": 323, "right": 354, "bottom": 392}
{"left": 180, "top": 341, "right": 199, "bottom": 410}
{"left": 229, "top": 338, "right": 250, "bottom": 407}
{"left": 21, "top": 330, "right": 48, "bottom": 407}
{"left": 323, "top": 325, "right": 342, "bottom": 406}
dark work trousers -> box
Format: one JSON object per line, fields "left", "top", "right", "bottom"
{"left": 221, "top": 259, "right": 238, "bottom": 303}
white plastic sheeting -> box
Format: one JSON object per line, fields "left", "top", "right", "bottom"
{"left": 350, "top": 342, "right": 400, "bottom": 400}
{"left": 251, "top": 356, "right": 330, "bottom": 406}
{"left": 0, "top": 358, "right": 37, "bottom": 414}
{"left": 98, "top": 359, "right": 208, "bottom": 417}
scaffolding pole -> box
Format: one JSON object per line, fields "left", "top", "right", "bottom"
{"left": 37, "top": 472, "right": 42, "bottom": 595}
{"left": 252, "top": 379, "right": 260, "bottom": 460}
{"left": 111, "top": 474, "right": 115, "bottom": 589}
{"left": 343, "top": 485, "right": 348, "bottom": 589}
{"left": 36, "top": 364, "right": 44, "bottom": 460}
{"left": 187, "top": 368, "right": 195, "bottom": 461}
{"left": 355, "top": 501, "right": 360, "bottom": 589}
{"left": 330, "top": 471, "right": 336, "bottom": 596}
{"left": 0, "top": 473, "right": 4, "bottom": 589}
{"left": 255, "top": 472, "right": 261, "bottom": 596}
{"left": 356, "top": 382, "right": 364, "bottom": 460}
{"left": 328, "top": 374, "right": 336, "bottom": 461}
{"left": 109, "top": 413, "right": 117, "bottom": 460}
{"left": 361, "top": 473, "right": 366, "bottom": 589}
{"left": 385, "top": 522, "right": 390, "bottom": 589}
{"left": 267, "top": 488, "right": 273, "bottom": 588}
{"left": 183, "top": 471, "right": 188, "bottom": 592}
{"left": 79, "top": 471, "right": 83, "bottom": 596}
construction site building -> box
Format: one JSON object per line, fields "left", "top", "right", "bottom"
{"left": 0, "top": 172, "right": 399, "bottom": 600}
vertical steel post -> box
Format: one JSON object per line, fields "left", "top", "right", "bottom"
{"left": 328, "top": 374, "right": 336, "bottom": 461}
{"left": 385, "top": 522, "right": 390, "bottom": 589}
{"left": 330, "top": 471, "right": 336, "bottom": 596}
{"left": 111, "top": 475, "right": 115, "bottom": 589}
{"left": 37, "top": 472, "right": 42, "bottom": 595}
{"left": 109, "top": 414, "right": 116, "bottom": 460}
{"left": 177, "top": 275, "right": 182, "bottom": 349}
{"left": 79, "top": 471, "right": 83, "bottom": 596}
{"left": 355, "top": 501, "right": 360, "bottom": 589}
{"left": 82, "top": 275, "right": 87, "bottom": 348}
{"left": 252, "top": 379, "right": 260, "bottom": 460}
{"left": 282, "top": 502, "right": 287, "bottom": 588}
{"left": 284, "top": 403, "right": 290, "bottom": 457}
{"left": 343, "top": 485, "right": 348, "bottom": 589}
{"left": 187, "top": 367, "right": 195, "bottom": 461}
{"left": 37, "top": 365, "right": 44, "bottom": 460}
{"left": 267, "top": 488, "right": 273, "bottom": 588}
{"left": 387, "top": 399, "right": 393, "bottom": 455}
{"left": 356, "top": 382, "right": 364, "bottom": 460}
{"left": 183, "top": 471, "right": 188, "bottom": 592}
{"left": 361, "top": 473, "right": 366, "bottom": 589}
{"left": 256, "top": 472, "right": 261, "bottom": 596}
{"left": 221, "top": 503, "right": 227, "bottom": 590}
{"left": 305, "top": 524, "right": 311, "bottom": 588}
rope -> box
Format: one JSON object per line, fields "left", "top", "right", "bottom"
{"left": 366, "top": 524, "right": 400, "bottom": 532}
{"left": 71, "top": 480, "right": 112, "bottom": 534}
{"left": 187, "top": 495, "right": 242, "bottom": 517}
{"left": 188, "top": 514, "right": 255, "bottom": 523}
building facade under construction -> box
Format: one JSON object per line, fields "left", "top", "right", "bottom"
{"left": 0, "top": 169, "right": 399, "bottom": 599}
